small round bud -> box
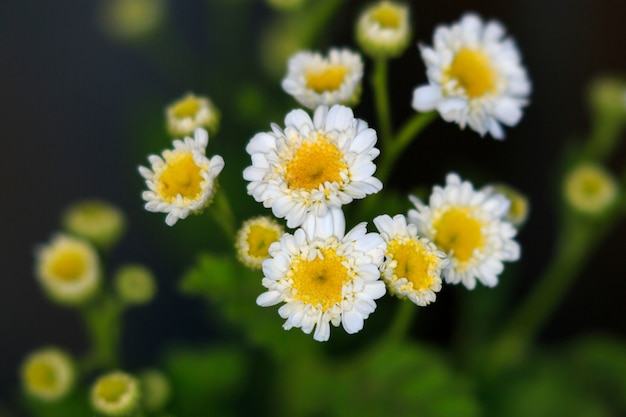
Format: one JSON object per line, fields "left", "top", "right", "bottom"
{"left": 62, "top": 200, "right": 126, "bottom": 250}
{"left": 588, "top": 77, "right": 626, "bottom": 120}
{"left": 35, "top": 234, "right": 101, "bottom": 306}
{"left": 138, "top": 369, "right": 171, "bottom": 413}
{"left": 91, "top": 371, "right": 141, "bottom": 416}
{"left": 99, "top": 0, "right": 166, "bottom": 42}
{"left": 21, "top": 347, "right": 75, "bottom": 402}
{"left": 564, "top": 163, "right": 618, "bottom": 215}
{"left": 356, "top": 1, "right": 411, "bottom": 58}
{"left": 492, "top": 184, "right": 530, "bottom": 227}
{"left": 236, "top": 216, "right": 284, "bottom": 269}
{"left": 114, "top": 264, "right": 156, "bottom": 305}
{"left": 166, "top": 92, "right": 220, "bottom": 138}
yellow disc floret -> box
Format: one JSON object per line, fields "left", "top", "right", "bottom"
{"left": 305, "top": 65, "right": 348, "bottom": 94}
{"left": 170, "top": 95, "right": 200, "bottom": 119}
{"left": 21, "top": 348, "right": 75, "bottom": 402}
{"left": 236, "top": 216, "right": 284, "bottom": 269}
{"left": 371, "top": 2, "right": 401, "bottom": 28}
{"left": 157, "top": 152, "right": 203, "bottom": 201}
{"left": 387, "top": 239, "right": 436, "bottom": 291}
{"left": 447, "top": 48, "right": 496, "bottom": 98}
{"left": 290, "top": 248, "right": 350, "bottom": 311}
{"left": 433, "top": 207, "right": 485, "bottom": 263}
{"left": 285, "top": 135, "right": 346, "bottom": 190}
{"left": 48, "top": 249, "right": 87, "bottom": 283}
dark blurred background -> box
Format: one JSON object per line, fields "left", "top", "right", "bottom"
{"left": 1, "top": 0, "right": 625, "bottom": 411}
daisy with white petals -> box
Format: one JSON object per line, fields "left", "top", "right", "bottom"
{"left": 408, "top": 173, "right": 520, "bottom": 290}
{"left": 243, "top": 104, "right": 382, "bottom": 229}
{"left": 139, "top": 128, "right": 224, "bottom": 226}
{"left": 166, "top": 93, "right": 220, "bottom": 137}
{"left": 282, "top": 48, "right": 364, "bottom": 109}
{"left": 374, "top": 214, "right": 447, "bottom": 306}
{"left": 256, "top": 214, "right": 386, "bottom": 342}
{"left": 412, "top": 14, "right": 531, "bottom": 139}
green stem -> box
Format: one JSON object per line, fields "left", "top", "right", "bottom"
{"left": 583, "top": 113, "right": 625, "bottom": 162}
{"left": 372, "top": 58, "right": 392, "bottom": 145}
{"left": 299, "top": 0, "right": 347, "bottom": 48}
{"left": 81, "top": 297, "right": 123, "bottom": 372}
{"left": 384, "top": 300, "right": 417, "bottom": 344}
{"left": 209, "top": 189, "right": 237, "bottom": 241}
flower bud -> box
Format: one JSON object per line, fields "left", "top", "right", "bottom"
{"left": 21, "top": 347, "right": 75, "bottom": 402}
{"left": 114, "top": 264, "right": 156, "bottom": 305}
{"left": 99, "top": 0, "right": 166, "bottom": 42}
{"left": 492, "top": 184, "right": 530, "bottom": 227}
{"left": 138, "top": 369, "right": 171, "bottom": 413}
{"left": 166, "top": 93, "right": 220, "bottom": 137}
{"left": 564, "top": 163, "right": 618, "bottom": 215}
{"left": 62, "top": 200, "right": 126, "bottom": 250}
{"left": 91, "top": 371, "right": 141, "bottom": 416}
{"left": 356, "top": 1, "right": 411, "bottom": 58}
{"left": 236, "top": 216, "right": 284, "bottom": 269}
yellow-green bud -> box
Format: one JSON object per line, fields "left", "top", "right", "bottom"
{"left": 588, "top": 76, "right": 626, "bottom": 120}
{"left": 236, "top": 216, "right": 284, "bottom": 270}
{"left": 492, "top": 184, "right": 530, "bottom": 227}
{"left": 21, "top": 347, "right": 75, "bottom": 402}
{"left": 114, "top": 264, "right": 156, "bottom": 305}
{"left": 139, "top": 369, "right": 171, "bottom": 413}
{"left": 166, "top": 92, "right": 220, "bottom": 138}
{"left": 35, "top": 234, "right": 101, "bottom": 306}
{"left": 356, "top": 1, "right": 412, "bottom": 59}
{"left": 99, "top": 0, "right": 166, "bottom": 43}
{"left": 62, "top": 200, "right": 126, "bottom": 250}
{"left": 564, "top": 163, "right": 618, "bottom": 215}
{"left": 91, "top": 371, "right": 141, "bottom": 416}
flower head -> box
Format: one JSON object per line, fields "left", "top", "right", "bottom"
{"left": 35, "top": 234, "right": 101, "bottom": 306}
{"left": 408, "top": 173, "right": 520, "bottom": 289}
{"left": 138, "top": 369, "right": 170, "bottom": 413}
{"left": 236, "top": 216, "right": 284, "bottom": 269}
{"left": 282, "top": 48, "right": 364, "bottom": 109}
{"left": 564, "top": 163, "right": 618, "bottom": 215}
{"left": 91, "top": 371, "right": 141, "bottom": 416}
{"left": 114, "top": 264, "right": 157, "bottom": 305}
{"left": 62, "top": 199, "right": 126, "bottom": 249}
{"left": 21, "top": 347, "right": 75, "bottom": 402}
{"left": 356, "top": 1, "right": 411, "bottom": 58}
{"left": 244, "top": 104, "right": 382, "bottom": 228}
{"left": 412, "top": 13, "right": 531, "bottom": 139}
{"left": 257, "top": 212, "right": 386, "bottom": 342}
{"left": 374, "top": 214, "right": 447, "bottom": 306}
{"left": 99, "top": 0, "right": 166, "bottom": 42}
{"left": 166, "top": 93, "right": 220, "bottom": 137}
{"left": 139, "top": 128, "right": 225, "bottom": 226}
{"left": 492, "top": 183, "right": 530, "bottom": 226}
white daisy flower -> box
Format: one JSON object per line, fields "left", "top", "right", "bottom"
{"left": 166, "top": 92, "right": 220, "bottom": 137}
{"left": 355, "top": 1, "right": 412, "bottom": 58}
{"left": 408, "top": 173, "right": 520, "bottom": 289}
{"left": 243, "top": 104, "right": 383, "bottom": 229}
{"left": 373, "top": 214, "right": 447, "bottom": 306}
{"left": 256, "top": 215, "right": 386, "bottom": 342}
{"left": 412, "top": 13, "right": 531, "bottom": 139}
{"left": 139, "top": 128, "right": 225, "bottom": 226}
{"left": 282, "top": 48, "right": 364, "bottom": 109}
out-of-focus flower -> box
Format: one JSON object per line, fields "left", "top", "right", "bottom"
{"left": 256, "top": 214, "right": 386, "bottom": 342}
{"left": 35, "top": 234, "right": 101, "bottom": 306}
{"left": 21, "top": 348, "right": 75, "bottom": 402}
{"left": 564, "top": 163, "right": 618, "bottom": 215}
{"left": 62, "top": 200, "right": 126, "bottom": 249}
{"left": 492, "top": 183, "right": 530, "bottom": 227}
{"left": 373, "top": 214, "right": 447, "bottom": 306}
{"left": 139, "top": 128, "right": 224, "bottom": 226}
{"left": 244, "top": 104, "right": 382, "bottom": 228}
{"left": 412, "top": 14, "right": 531, "bottom": 139}
{"left": 408, "top": 173, "right": 520, "bottom": 290}
{"left": 138, "top": 369, "right": 170, "bottom": 413}
{"left": 99, "top": 0, "right": 166, "bottom": 42}
{"left": 282, "top": 48, "right": 364, "bottom": 109}
{"left": 91, "top": 371, "right": 141, "bottom": 417}
{"left": 166, "top": 93, "right": 220, "bottom": 137}
{"left": 114, "top": 264, "right": 156, "bottom": 305}
{"left": 266, "top": 0, "right": 307, "bottom": 12}
{"left": 588, "top": 77, "right": 626, "bottom": 120}
{"left": 236, "top": 216, "right": 284, "bottom": 270}
{"left": 355, "top": 1, "right": 411, "bottom": 58}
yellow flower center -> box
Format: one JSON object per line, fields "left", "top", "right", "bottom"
{"left": 246, "top": 224, "right": 281, "bottom": 259}
{"left": 284, "top": 135, "right": 346, "bottom": 191}
{"left": 433, "top": 208, "right": 485, "bottom": 263}
{"left": 387, "top": 239, "right": 436, "bottom": 291}
{"left": 171, "top": 96, "right": 200, "bottom": 119}
{"left": 290, "top": 248, "right": 349, "bottom": 311}
{"left": 448, "top": 48, "right": 496, "bottom": 98}
{"left": 371, "top": 3, "right": 401, "bottom": 28}
{"left": 305, "top": 65, "right": 348, "bottom": 94}
{"left": 26, "top": 361, "right": 57, "bottom": 391}
{"left": 49, "top": 249, "right": 87, "bottom": 282}
{"left": 157, "top": 152, "right": 203, "bottom": 201}
{"left": 95, "top": 376, "right": 130, "bottom": 403}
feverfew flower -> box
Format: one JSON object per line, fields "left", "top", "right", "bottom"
{"left": 412, "top": 14, "right": 531, "bottom": 139}
{"left": 62, "top": 199, "right": 126, "bottom": 249}
{"left": 35, "top": 234, "right": 101, "bottom": 306}
{"left": 564, "top": 163, "right": 618, "bottom": 215}
{"left": 166, "top": 93, "right": 220, "bottom": 137}
{"left": 408, "top": 173, "right": 520, "bottom": 289}
{"left": 244, "top": 105, "right": 382, "bottom": 228}
{"left": 356, "top": 1, "right": 411, "bottom": 58}
{"left": 257, "top": 215, "right": 386, "bottom": 342}
{"left": 236, "top": 216, "right": 284, "bottom": 269}
{"left": 139, "top": 128, "right": 224, "bottom": 226}
{"left": 21, "top": 347, "right": 75, "bottom": 402}
{"left": 374, "top": 214, "right": 447, "bottom": 306}
{"left": 91, "top": 371, "right": 140, "bottom": 417}
{"left": 282, "top": 48, "right": 364, "bottom": 109}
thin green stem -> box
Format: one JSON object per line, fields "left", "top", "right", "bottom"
{"left": 81, "top": 297, "right": 123, "bottom": 372}
{"left": 209, "top": 189, "right": 237, "bottom": 242}
{"left": 384, "top": 300, "right": 417, "bottom": 344}
{"left": 372, "top": 58, "right": 392, "bottom": 145}
{"left": 299, "top": 0, "right": 347, "bottom": 48}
